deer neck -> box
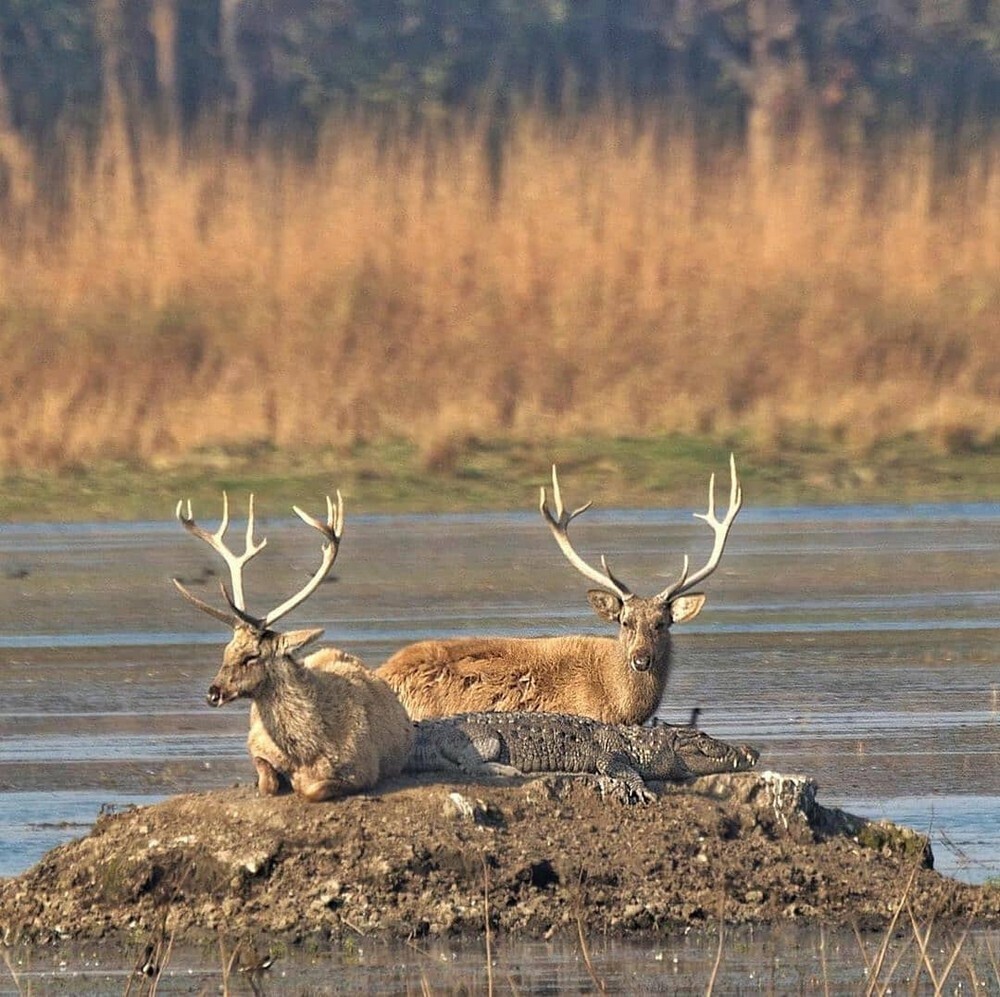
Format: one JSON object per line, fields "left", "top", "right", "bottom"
{"left": 605, "top": 641, "right": 671, "bottom": 725}
{"left": 254, "top": 655, "right": 325, "bottom": 763}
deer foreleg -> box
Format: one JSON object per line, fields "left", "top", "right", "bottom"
{"left": 296, "top": 779, "right": 343, "bottom": 803}
{"left": 253, "top": 756, "right": 286, "bottom": 796}
{"left": 293, "top": 761, "right": 367, "bottom": 802}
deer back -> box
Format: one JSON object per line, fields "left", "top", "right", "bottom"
{"left": 378, "top": 455, "right": 740, "bottom": 725}
{"left": 377, "top": 633, "right": 670, "bottom": 724}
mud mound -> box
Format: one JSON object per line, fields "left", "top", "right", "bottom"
{"left": 1, "top": 771, "right": 996, "bottom": 950}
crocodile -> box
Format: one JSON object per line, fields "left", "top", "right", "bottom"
{"left": 406, "top": 711, "right": 759, "bottom": 804}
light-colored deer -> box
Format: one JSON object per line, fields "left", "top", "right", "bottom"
{"left": 173, "top": 491, "right": 413, "bottom": 802}
{"left": 377, "top": 455, "right": 742, "bottom": 724}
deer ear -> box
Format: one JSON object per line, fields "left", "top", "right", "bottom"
{"left": 669, "top": 593, "right": 706, "bottom": 624}
{"left": 587, "top": 589, "right": 624, "bottom": 622}
{"left": 278, "top": 628, "right": 325, "bottom": 656}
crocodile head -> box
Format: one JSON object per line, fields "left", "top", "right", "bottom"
{"left": 642, "top": 723, "right": 760, "bottom": 780}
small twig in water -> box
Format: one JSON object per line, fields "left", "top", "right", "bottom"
{"left": 403, "top": 934, "right": 432, "bottom": 958}
{"left": 573, "top": 867, "right": 607, "bottom": 993}
{"left": 865, "top": 861, "right": 920, "bottom": 996}
{"left": 851, "top": 920, "right": 873, "bottom": 975}
{"left": 704, "top": 893, "right": 725, "bottom": 997}
{"left": 482, "top": 854, "right": 494, "bottom": 997}
{"left": 149, "top": 924, "right": 176, "bottom": 997}
{"left": 983, "top": 932, "right": 1000, "bottom": 991}
{"left": 818, "top": 923, "right": 830, "bottom": 997}
{"left": 907, "top": 902, "right": 941, "bottom": 992}
{"left": 934, "top": 919, "right": 973, "bottom": 994}
{"left": 576, "top": 914, "right": 607, "bottom": 994}
{"left": 219, "top": 935, "right": 243, "bottom": 997}
{"left": 0, "top": 949, "right": 24, "bottom": 997}
{"left": 874, "top": 917, "right": 916, "bottom": 995}
{"left": 341, "top": 915, "right": 369, "bottom": 936}
{"left": 124, "top": 913, "right": 173, "bottom": 997}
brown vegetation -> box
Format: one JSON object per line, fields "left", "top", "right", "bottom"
{"left": 0, "top": 112, "right": 996, "bottom": 471}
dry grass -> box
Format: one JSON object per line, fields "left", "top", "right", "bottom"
{"left": 0, "top": 110, "right": 996, "bottom": 471}
{"left": 851, "top": 860, "right": 984, "bottom": 997}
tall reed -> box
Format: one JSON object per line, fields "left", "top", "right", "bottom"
{"left": 0, "top": 110, "right": 995, "bottom": 470}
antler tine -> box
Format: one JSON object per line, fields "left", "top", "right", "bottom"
{"left": 540, "top": 465, "right": 631, "bottom": 599}
{"left": 171, "top": 577, "right": 239, "bottom": 628}
{"left": 261, "top": 491, "right": 344, "bottom": 629}
{"left": 175, "top": 491, "right": 267, "bottom": 611}
{"left": 547, "top": 463, "right": 593, "bottom": 522}
{"left": 654, "top": 554, "right": 691, "bottom": 603}
{"left": 599, "top": 554, "right": 632, "bottom": 597}
{"left": 219, "top": 580, "right": 267, "bottom": 629}
{"left": 244, "top": 493, "right": 259, "bottom": 569}
{"left": 657, "top": 454, "right": 743, "bottom": 601}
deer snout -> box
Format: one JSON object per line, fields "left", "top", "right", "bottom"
{"left": 206, "top": 684, "right": 232, "bottom": 707}
{"left": 630, "top": 653, "right": 652, "bottom": 672}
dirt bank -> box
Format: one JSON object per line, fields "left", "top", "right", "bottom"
{"left": 1, "top": 771, "right": 996, "bottom": 953}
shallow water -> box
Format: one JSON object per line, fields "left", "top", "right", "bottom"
{"left": 0, "top": 503, "right": 998, "bottom": 988}
{"left": 4, "top": 925, "right": 1000, "bottom": 994}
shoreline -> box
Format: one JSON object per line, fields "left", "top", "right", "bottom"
{"left": 2, "top": 771, "right": 997, "bottom": 952}
{"left": 0, "top": 435, "right": 996, "bottom": 522}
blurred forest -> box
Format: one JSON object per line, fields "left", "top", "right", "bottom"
{"left": 2, "top": 2, "right": 998, "bottom": 178}
{"left": 0, "top": 2, "right": 997, "bottom": 474}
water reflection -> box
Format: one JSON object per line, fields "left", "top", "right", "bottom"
{"left": 6, "top": 924, "right": 1000, "bottom": 994}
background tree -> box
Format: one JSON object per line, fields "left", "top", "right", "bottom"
{"left": 0, "top": 0, "right": 996, "bottom": 178}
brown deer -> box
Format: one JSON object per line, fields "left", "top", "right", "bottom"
{"left": 173, "top": 491, "right": 413, "bottom": 802}
{"left": 377, "top": 455, "right": 742, "bottom": 724}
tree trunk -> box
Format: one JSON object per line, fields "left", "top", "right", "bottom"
{"left": 95, "top": 0, "right": 130, "bottom": 175}
{"left": 746, "top": 0, "right": 807, "bottom": 212}
{"left": 149, "top": 0, "right": 180, "bottom": 132}
{"left": 220, "top": 0, "right": 254, "bottom": 143}
{"left": 0, "top": 67, "right": 33, "bottom": 211}
{"left": 95, "top": 0, "right": 147, "bottom": 221}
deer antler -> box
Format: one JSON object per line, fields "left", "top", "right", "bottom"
{"left": 173, "top": 492, "right": 267, "bottom": 625}
{"left": 258, "top": 492, "right": 344, "bottom": 629}
{"left": 540, "top": 466, "right": 632, "bottom": 599}
{"left": 656, "top": 453, "right": 742, "bottom": 602}
{"left": 173, "top": 491, "right": 345, "bottom": 631}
